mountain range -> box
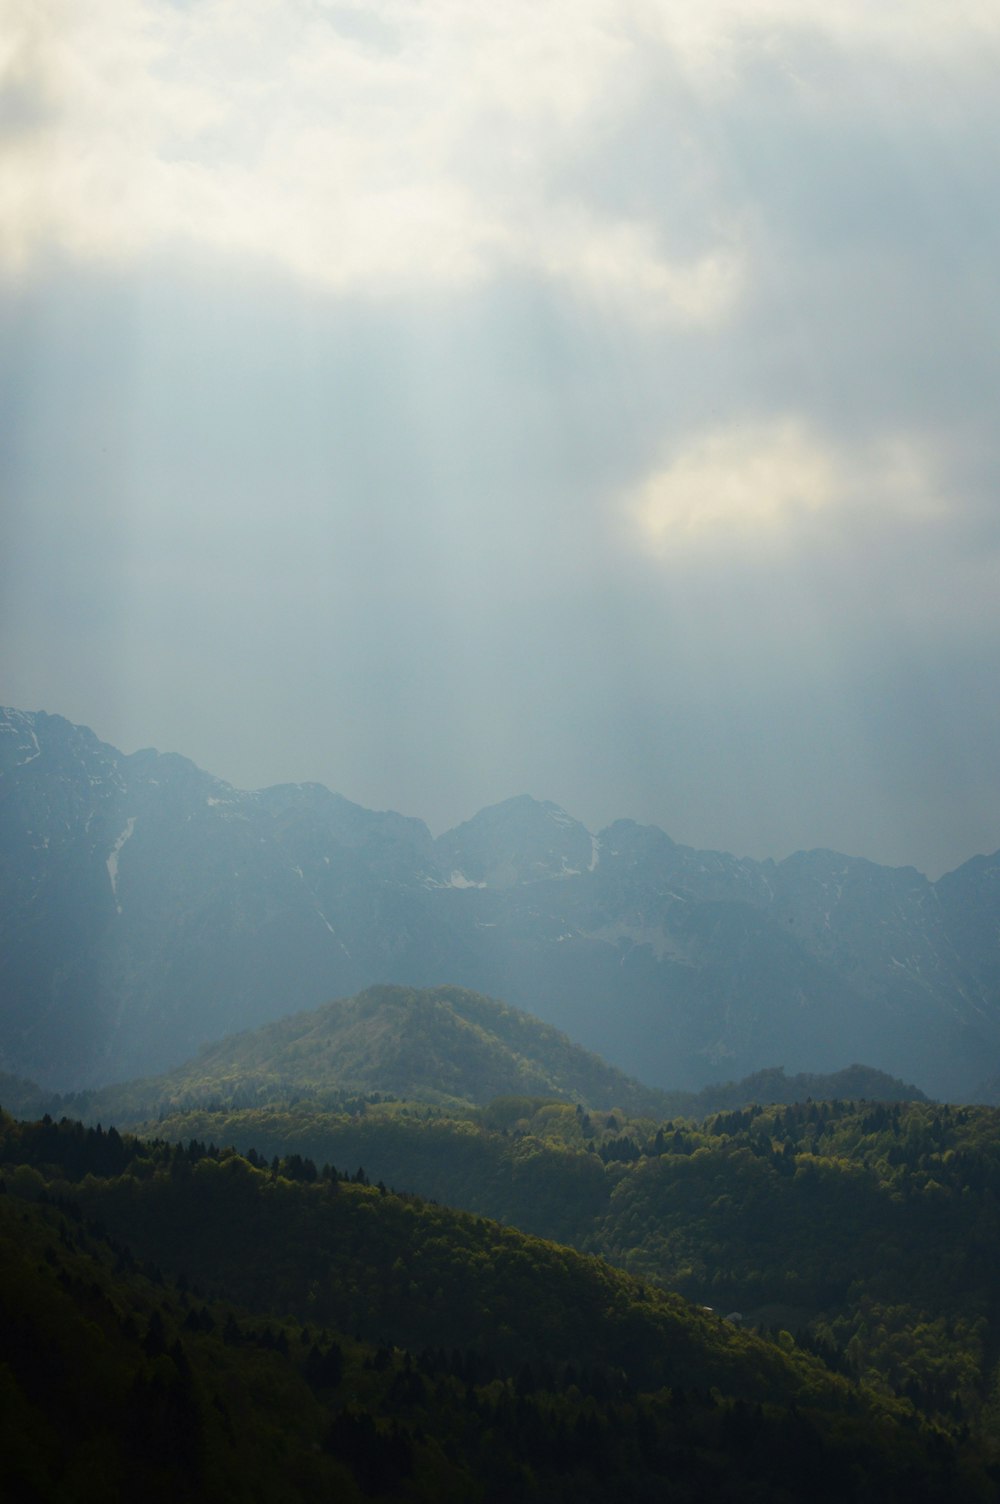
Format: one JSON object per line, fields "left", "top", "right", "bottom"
{"left": 2, "top": 706, "right": 998, "bottom": 1098}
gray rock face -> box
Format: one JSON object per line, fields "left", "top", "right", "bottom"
{"left": 2, "top": 707, "right": 998, "bottom": 1097}
{"left": 434, "top": 796, "right": 597, "bottom": 889}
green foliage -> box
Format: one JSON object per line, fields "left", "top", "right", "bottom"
{"left": 42, "top": 985, "right": 674, "bottom": 1126}
{"left": 25, "top": 988, "right": 924, "bottom": 1131}
{"left": 126, "top": 1095, "right": 1000, "bottom": 1444}
{"left": 6, "top": 1095, "right": 1000, "bottom": 1498}
{"left": 0, "top": 1186, "right": 358, "bottom": 1502}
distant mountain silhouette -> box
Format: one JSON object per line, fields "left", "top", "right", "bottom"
{"left": 2, "top": 706, "right": 998, "bottom": 1096}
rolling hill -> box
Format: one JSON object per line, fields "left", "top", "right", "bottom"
{"left": 18, "top": 985, "right": 926, "bottom": 1132}
{"left": 2, "top": 1106, "right": 991, "bottom": 1501}
{"left": 106, "top": 983, "right": 673, "bottom": 1117}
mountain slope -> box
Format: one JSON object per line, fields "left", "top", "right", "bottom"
{"left": 0, "top": 709, "right": 438, "bottom": 1085}
{"left": 3, "top": 1107, "right": 990, "bottom": 1504}
{"left": 138, "top": 1094, "right": 1000, "bottom": 1423}
{"left": 101, "top": 984, "right": 674, "bottom": 1117}
{"left": 24, "top": 994, "right": 925, "bottom": 1132}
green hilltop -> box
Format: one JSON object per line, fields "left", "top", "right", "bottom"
{"left": 42, "top": 984, "right": 676, "bottom": 1123}
{"left": 35, "top": 983, "right": 926, "bottom": 1129}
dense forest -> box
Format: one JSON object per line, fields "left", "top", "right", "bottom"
{"left": 136, "top": 1095, "right": 1000, "bottom": 1434}
{"left": 2, "top": 1101, "right": 1000, "bottom": 1499}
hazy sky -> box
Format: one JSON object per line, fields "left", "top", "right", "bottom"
{"left": 3, "top": 1, "right": 1000, "bottom": 876}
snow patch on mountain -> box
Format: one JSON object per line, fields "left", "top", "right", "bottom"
{"left": 106, "top": 817, "right": 136, "bottom": 909}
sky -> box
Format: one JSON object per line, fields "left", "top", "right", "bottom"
{"left": 3, "top": 0, "right": 1000, "bottom": 877}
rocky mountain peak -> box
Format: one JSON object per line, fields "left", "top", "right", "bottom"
{"left": 435, "top": 794, "right": 596, "bottom": 888}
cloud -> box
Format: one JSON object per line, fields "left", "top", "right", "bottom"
{"left": 629, "top": 421, "right": 835, "bottom": 544}
{"left": 0, "top": 0, "right": 742, "bottom": 316}
{"left": 4, "top": 0, "right": 1000, "bottom": 877}
{"left": 626, "top": 419, "right": 955, "bottom": 553}
{"left": 4, "top": 0, "right": 996, "bottom": 331}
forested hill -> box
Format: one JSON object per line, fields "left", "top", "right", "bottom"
{"left": 142, "top": 1094, "right": 1000, "bottom": 1439}
{"left": 17, "top": 985, "right": 925, "bottom": 1129}
{"left": 1, "top": 1107, "right": 994, "bottom": 1501}
{"left": 111, "top": 983, "right": 674, "bottom": 1117}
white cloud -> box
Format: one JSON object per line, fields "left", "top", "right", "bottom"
{"left": 631, "top": 421, "right": 835, "bottom": 545}
{"left": 628, "top": 421, "right": 947, "bottom": 551}
{"left": 4, "top": 0, "right": 995, "bottom": 316}
{"left": 0, "top": 0, "right": 744, "bottom": 311}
